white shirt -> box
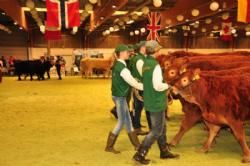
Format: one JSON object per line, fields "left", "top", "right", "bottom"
{"left": 118, "top": 59, "right": 143, "bottom": 91}
{"left": 152, "top": 64, "right": 169, "bottom": 91}
{"left": 136, "top": 59, "right": 144, "bottom": 76}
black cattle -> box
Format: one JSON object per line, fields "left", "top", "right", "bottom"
{"left": 14, "top": 59, "right": 53, "bottom": 81}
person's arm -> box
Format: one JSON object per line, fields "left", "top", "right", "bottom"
{"left": 136, "top": 59, "right": 144, "bottom": 76}
{"left": 120, "top": 68, "right": 143, "bottom": 90}
{"left": 152, "top": 64, "right": 170, "bottom": 91}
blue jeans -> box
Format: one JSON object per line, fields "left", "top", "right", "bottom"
{"left": 140, "top": 111, "right": 167, "bottom": 150}
{"left": 112, "top": 96, "right": 134, "bottom": 135}
{"left": 133, "top": 90, "right": 152, "bottom": 129}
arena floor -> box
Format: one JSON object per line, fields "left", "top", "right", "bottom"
{"left": 0, "top": 77, "right": 247, "bottom": 166}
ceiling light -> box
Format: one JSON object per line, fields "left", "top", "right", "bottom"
{"left": 127, "top": 20, "right": 134, "bottom": 24}
{"left": 112, "top": 5, "right": 117, "bottom": 9}
{"left": 100, "top": 16, "right": 104, "bottom": 20}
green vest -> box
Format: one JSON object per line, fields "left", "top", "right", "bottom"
{"left": 142, "top": 56, "right": 167, "bottom": 112}
{"left": 130, "top": 53, "right": 145, "bottom": 82}
{"left": 111, "top": 61, "right": 130, "bottom": 97}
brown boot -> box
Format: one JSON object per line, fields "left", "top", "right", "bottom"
{"left": 133, "top": 146, "right": 150, "bottom": 165}
{"left": 160, "top": 144, "right": 180, "bottom": 159}
{"left": 128, "top": 131, "right": 140, "bottom": 150}
{"left": 134, "top": 128, "right": 149, "bottom": 136}
{"left": 105, "top": 132, "right": 120, "bottom": 154}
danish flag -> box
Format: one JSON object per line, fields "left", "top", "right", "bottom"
{"left": 147, "top": 12, "right": 161, "bottom": 42}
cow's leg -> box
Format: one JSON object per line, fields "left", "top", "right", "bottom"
{"left": 30, "top": 74, "right": 33, "bottom": 81}
{"left": 18, "top": 74, "right": 21, "bottom": 81}
{"left": 170, "top": 109, "right": 202, "bottom": 146}
{"left": 198, "top": 122, "right": 221, "bottom": 153}
{"left": 229, "top": 120, "right": 250, "bottom": 163}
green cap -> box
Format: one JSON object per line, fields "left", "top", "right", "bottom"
{"left": 145, "top": 40, "right": 162, "bottom": 53}
{"left": 115, "top": 44, "right": 130, "bottom": 53}
{"left": 137, "top": 40, "right": 146, "bottom": 48}
{"left": 127, "top": 44, "right": 135, "bottom": 51}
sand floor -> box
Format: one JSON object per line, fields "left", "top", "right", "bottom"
{"left": 0, "top": 77, "right": 248, "bottom": 166}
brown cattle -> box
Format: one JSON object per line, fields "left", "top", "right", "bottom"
{"left": 172, "top": 69, "right": 250, "bottom": 163}
{"left": 165, "top": 64, "right": 250, "bottom": 147}
{"left": 80, "top": 57, "right": 114, "bottom": 78}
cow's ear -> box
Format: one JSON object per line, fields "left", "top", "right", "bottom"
{"left": 192, "top": 68, "right": 201, "bottom": 81}
{"left": 179, "top": 63, "right": 188, "bottom": 74}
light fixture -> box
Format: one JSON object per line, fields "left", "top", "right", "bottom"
{"left": 205, "top": 18, "right": 212, "bottom": 24}
{"left": 89, "top": 0, "right": 98, "bottom": 4}
{"left": 222, "top": 12, "right": 230, "bottom": 20}
{"left": 246, "top": 31, "right": 250, "bottom": 36}
{"left": 191, "top": 30, "right": 196, "bottom": 35}
{"left": 209, "top": 33, "right": 214, "bottom": 37}
{"left": 172, "top": 28, "right": 178, "bottom": 33}
{"left": 126, "top": 20, "right": 134, "bottom": 24}
{"left": 1, "top": 12, "right": 6, "bottom": 15}
{"left": 19, "top": 27, "right": 23, "bottom": 30}
{"left": 231, "top": 28, "right": 236, "bottom": 34}
{"left": 176, "top": 15, "right": 184, "bottom": 21}
{"left": 210, "top": 1, "right": 219, "bottom": 11}
{"left": 168, "top": 29, "right": 172, "bottom": 32}
{"left": 130, "top": 31, "right": 134, "bottom": 36}
{"left": 100, "top": 16, "right": 104, "bottom": 20}
{"left": 233, "top": 33, "right": 238, "bottom": 37}
{"left": 135, "top": 30, "right": 140, "bottom": 35}
{"left": 184, "top": 32, "right": 188, "bottom": 36}
{"left": 141, "top": 6, "right": 150, "bottom": 15}
{"left": 165, "top": 19, "right": 172, "bottom": 25}
{"left": 112, "top": 5, "right": 117, "bottom": 9}
{"left": 213, "top": 25, "right": 219, "bottom": 30}
{"left": 109, "top": 27, "right": 114, "bottom": 32}
{"left": 153, "top": 0, "right": 162, "bottom": 8}
{"left": 14, "top": 22, "right": 18, "bottom": 25}
{"left": 85, "top": 3, "right": 93, "bottom": 12}
{"left": 201, "top": 28, "right": 207, "bottom": 33}
{"left": 140, "top": 27, "right": 146, "bottom": 33}
{"left": 105, "top": 30, "right": 110, "bottom": 35}
{"left": 191, "top": 9, "right": 200, "bottom": 17}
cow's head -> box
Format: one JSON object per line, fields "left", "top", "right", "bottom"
{"left": 172, "top": 68, "right": 201, "bottom": 103}
{"left": 163, "top": 63, "right": 187, "bottom": 85}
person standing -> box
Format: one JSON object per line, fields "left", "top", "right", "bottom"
{"left": 133, "top": 40, "right": 179, "bottom": 165}
{"left": 105, "top": 44, "right": 142, "bottom": 154}
{"left": 130, "top": 41, "right": 151, "bottom": 135}
{"left": 0, "top": 59, "right": 3, "bottom": 83}
{"left": 55, "top": 56, "right": 62, "bottom": 80}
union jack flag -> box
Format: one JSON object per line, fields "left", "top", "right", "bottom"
{"left": 147, "top": 12, "right": 161, "bottom": 42}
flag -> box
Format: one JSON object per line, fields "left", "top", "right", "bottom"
{"left": 147, "top": 12, "right": 161, "bottom": 42}
{"left": 45, "top": 24, "right": 62, "bottom": 40}
{"left": 237, "top": 0, "right": 250, "bottom": 23}
{"left": 46, "top": 0, "right": 61, "bottom": 27}
{"left": 65, "top": 0, "right": 80, "bottom": 28}
{"left": 221, "top": 18, "right": 232, "bottom": 42}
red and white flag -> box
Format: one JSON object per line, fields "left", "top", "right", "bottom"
{"left": 65, "top": 0, "right": 80, "bottom": 28}
{"left": 147, "top": 12, "right": 161, "bottom": 42}
{"left": 221, "top": 18, "right": 232, "bottom": 42}
{"left": 46, "top": 0, "right": 61, "bottom": 28}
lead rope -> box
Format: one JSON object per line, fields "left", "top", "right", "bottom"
{"left": 133, "top": 88, "right": 144, "bottom": 102}
{"left": 167, "top": 89, "right": 174, "bottom": 105}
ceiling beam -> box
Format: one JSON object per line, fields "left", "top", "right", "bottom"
{"left": 0, "top": 0, "right": 27, "bottom": 30}
{"left": 89, "top": 0, "right": 129, "bottom": 33}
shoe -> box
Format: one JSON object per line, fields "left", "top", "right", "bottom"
{"left": 128, "top": 131, "right": 140, "bottom": 150}
{"left": 134, "top": 128, "right": 149, "bottom": 136}
{"left": 160, "top": 144, "right": 180, "bottom": 159}
{"left": 133, "top": 146, "right": 150, "bottom": 165}
{"left": 105, "top": 132, "right": 120, "bottom": 154}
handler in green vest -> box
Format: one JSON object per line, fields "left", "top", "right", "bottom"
{"left": 133, "top": 40, "right": 180, "bottom": 165}
{"left": 105, "top": 44, "right": 143, "bottom": 154}
{"left": 130, "top": 41, "right": 151, "bottom": 135}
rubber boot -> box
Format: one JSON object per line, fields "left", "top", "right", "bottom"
{"left": 160, "top": 144, "right": 180, "bottom": 159}
{"left": 128, "top": 131, "right": 140, "bottom": 150}
{"left": 133, "top": 146, "right": 150, "bottom": 165}
{"left": 105, "top": 132, "right": 120, "bottom": 154}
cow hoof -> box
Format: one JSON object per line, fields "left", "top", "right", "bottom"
{"left": 242, "top": 156, "right": 250, "bottom": 163}
{"left": 195, "top": 148, "right": 209, "bottom": 153}
{"left": 169, "top": 142, "right": 177, "bottom": 147}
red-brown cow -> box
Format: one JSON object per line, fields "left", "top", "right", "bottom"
{"left": 172, "top": 69, "right": 250, "bottom": 163}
